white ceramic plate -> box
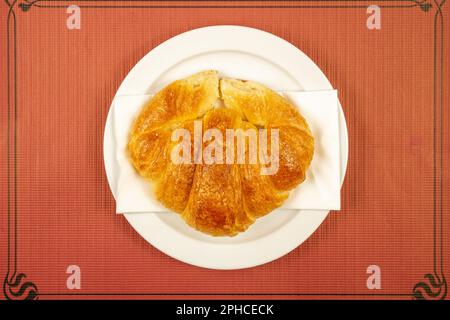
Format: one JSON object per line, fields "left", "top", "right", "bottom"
{"left": 103, "top": 26, "right": 348, "bottom": 270}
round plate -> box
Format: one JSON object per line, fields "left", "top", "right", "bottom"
{"left": 103, "top": 26, "right": 348, "bottom": 270}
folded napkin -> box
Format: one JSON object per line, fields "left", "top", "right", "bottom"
{"left": 113, "top": 90, "right": 341, "bottom": 213}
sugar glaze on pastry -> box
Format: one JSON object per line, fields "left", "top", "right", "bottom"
{"left": 128, "top": 71, "right": 314, "bottom": 236}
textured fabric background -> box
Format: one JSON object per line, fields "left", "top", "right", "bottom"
{"left": 0, "top": 0, "right": 448, "bottom": 300}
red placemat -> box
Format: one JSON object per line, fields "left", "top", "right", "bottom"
{"left": 0, "top": 0, "right": 448, "bottom": 300}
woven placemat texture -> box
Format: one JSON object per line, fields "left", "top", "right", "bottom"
{"left": 0, "top": 1, "right": 448, "bottom": 300}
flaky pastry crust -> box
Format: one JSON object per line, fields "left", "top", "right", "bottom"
{"left": 128, "top": 71, "right": 314, "bottom": 236}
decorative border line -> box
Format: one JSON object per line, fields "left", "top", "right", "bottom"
{"left": 2, "top": 0, "right": 446, "bottom": 300}
{"left": 17, "top": 0, "right": 433, "bottom": 10}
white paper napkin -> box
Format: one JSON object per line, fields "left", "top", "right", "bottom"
{"left": 113, "top": 90, "right": 341, "bottom": 213}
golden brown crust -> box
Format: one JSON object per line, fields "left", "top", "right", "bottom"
{"left": 128, "top": 70, "right": 219, "bottom": 179}
{"left": 238, "top": 121, "right": 289, "bottom": 219}
{"left": 181, "top": 109, "right": 251, "bottom": 236}
{"left": 154, "top": 121, "right": 197, "bottom": 213}
{"left": 130, "top": 70, "right": 219, "bottom": 135}
{"left": 127, "top": 71, "right": 314, "bottom": 237}
{"left": 220, "top": 78, "right": 314, "bottom": 191}
{"left": 128, "top": 127, "right": 172, "bottom": 180}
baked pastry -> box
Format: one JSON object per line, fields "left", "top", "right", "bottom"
{"left": 128, "top": 70, "right": 314, "bottom": 236}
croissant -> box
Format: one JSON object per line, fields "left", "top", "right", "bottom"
{"left": 128, "top": 70, "right": 314, "bottom": 236}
